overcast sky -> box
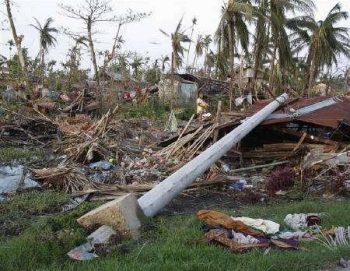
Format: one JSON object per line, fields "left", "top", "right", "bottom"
{"left": 1, "top": 0, "right": 349, "bottom": 71}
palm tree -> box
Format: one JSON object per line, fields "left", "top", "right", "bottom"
{"left": 288, "top": 3, "right": 350, "bottom": 97}
{"left": 217, "top": 0, "right": 253, "bottom": 110}
{"left": 186, "top": 17, "right": 197, "bottom": 69}
{"left": 267, "top": 0, "right": 315, "bottom": 92}
{"left": 160, "top": 55, "right": 170, "bottom": 72}
{"left": 252, "top": 0, "right": 269, "bottom": 92}
{"left": 130, "top": 55, "right": 144, "bottom": 78}
{"left": 203, "top": 35, "right": 213, "bottom": 74}
{"left": 160, "top": 17, "right": 191, "bottom": 106}
{"left": 67, "top": 36, "right": 88, "bottom": 88}
{"left": 193, "top": 35, "right": 205, "bottom": 71}
{"left": 160, "top": 17, "right": 191, "bottom": 74}
{"left": 7, "top": 40, "right": 15, "bottom": 59}
{"left": 30, "top": 17, "right": 58, "bottom": 84}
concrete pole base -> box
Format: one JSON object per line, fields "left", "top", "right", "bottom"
{"left": 77, "top": 193, "right": 145, "bottom": 240}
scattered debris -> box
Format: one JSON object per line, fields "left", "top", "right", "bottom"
{"left": 0, "top": 165, "right": 39, "bottom": 194}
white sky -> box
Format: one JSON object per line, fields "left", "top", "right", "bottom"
{"left": 1, "top": 0, "right": 349, "bottom": 71}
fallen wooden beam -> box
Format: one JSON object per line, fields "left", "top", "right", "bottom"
{"left": 230, "top": 161, "right": 289, "bottom": 173}
{"left": 262, "top": 143, "right": 335, "bottom": 152}
{"left": 275, "top": 128, "right": 341, "bottom": 147}
{"left": 293, "top": 132, "right": 307, "bottom": 152}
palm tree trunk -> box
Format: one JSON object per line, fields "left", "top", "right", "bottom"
{"left": 41, "top": 49, "right": 45, "bottom": 85}
{"left": 268, "top": 43, "right": 277, "bottom": 95}
{"left": 308, "top": 56, "right": 316, "bottom": 98}
{"left": 204, "top": 48, "right": 208, "bottom": 76}
{"left": 228, "top": 21, "right": 235, "bottom": 111}
{"left": 5, "top": 0, "right": 28, "bottom": 82}
{"left": 193, "top": 54, "right": 198, "bottom": 72}
{"left": 171, "top": 52, "right": 175, "bottom": 109}
{"left": 87, "top": 16, "right": 99, "bottom": 86}
{"left": 186, "top": 28, "right": 195, "bottom": 69}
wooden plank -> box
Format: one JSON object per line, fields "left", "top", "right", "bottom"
{"left": 230, "top": 161, "right": 289, "bottom": 173}
{"left": 293, "top": 132, "right": 307, "bottom": 152}
{"left": 275, "top": 128, "right": 341, "bottom": 146}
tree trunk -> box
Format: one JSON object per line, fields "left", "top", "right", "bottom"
{"left": 87, "top": 16, "right": 99, "bottom": 86}
{"left": 186, "top": 27, "right": 195, "bottom": 69}
{"left": 41, "top": 48, "right": 45, "bottom": 85}
{"left": 101, "top": 22, "right": 122, "bottom": 79}
{"left": 5, "top": 0, "right": 28, "bottom": 82}
{"left": 308, "top": 52, "right": 316, "bottom": 98}
{"left": 170, "top": 51, "right": 175, "bottom": 108}
{"left": 228, "top": 21, "right": 235, "bottom": 111}
{"left": 268, "top": 43, "right": 277, "bottom": 95}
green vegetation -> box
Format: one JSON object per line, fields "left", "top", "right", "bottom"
{"left": 0, "top": 147, "right": 47, "bottom": 163}
{"left": 1, "top": 192, "right": 350, "bottom": 271}
{"left": 0, "top": 190, "right": 99, "bottom": 270}
{"left": 119, "top": 98, "right": 170, "bottom": 124}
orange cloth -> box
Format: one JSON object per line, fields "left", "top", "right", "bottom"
{"left": 196, "top": 210, "right": 264, "bottom": 237}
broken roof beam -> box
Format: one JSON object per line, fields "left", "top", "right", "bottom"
{"left": 138, "top": 93, "right": 289, "bottom": 217}
{"left": 275, "top": 128, "right": 343, "bottom": 148}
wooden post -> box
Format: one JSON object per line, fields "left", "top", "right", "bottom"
{"left": 213, "top": 101, "right": 223, "bottom": 142}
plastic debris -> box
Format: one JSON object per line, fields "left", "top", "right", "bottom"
{"left": 284, "top": 214, "right": 321, "bottom": 231}
{"left": 62, "top": 195, "right": 89, "bottom": 212}
{"left": 0, "top": 165, "right": 39, "bottom": 194}
{"left": 68, "top": 225, "right": 117, "bottom": 261}
{"left": 89, "top": 161, "right": 114, "bottom": 171}
{"left": 67, "top": 242, "right": 98, "bottom": 261}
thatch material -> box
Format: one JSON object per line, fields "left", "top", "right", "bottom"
{"left": 30, "top": 165, "right": 97, "bottom": 193}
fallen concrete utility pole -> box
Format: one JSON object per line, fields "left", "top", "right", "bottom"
{"left": 138, "top": 93, "right": 289, "bottom": 217}
{"left": 77, "top": 94, "right": 289, "bottom": 239}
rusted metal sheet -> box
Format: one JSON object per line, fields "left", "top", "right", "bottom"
{"left": 247, "top": 96, "right": 350, "bottom": 129}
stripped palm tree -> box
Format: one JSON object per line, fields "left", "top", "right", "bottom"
{"left": 30, "top": 17, "right": 58, "bottom": 84}
{"left": 287, "top": 3, "right": 350, "bottom": 97}
{"left": 186, "top": 17, "right": 197, "bottom": 70}
{"left": 216, "top": 0, "right": 253, "bottom": 110}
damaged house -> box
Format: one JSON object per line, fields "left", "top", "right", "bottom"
{"left": 158, "top": 73, "right": 229, "bottom": 107}
{"left": 237, "top": 96, "right": 350, "bottom": 162}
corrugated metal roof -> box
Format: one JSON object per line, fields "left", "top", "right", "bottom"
{"left": 247, "top": 96, "right": 350, "bottom": 129}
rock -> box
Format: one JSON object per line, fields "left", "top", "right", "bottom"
{"left": 77, "top": 193, "right": 145, "bottom": 240}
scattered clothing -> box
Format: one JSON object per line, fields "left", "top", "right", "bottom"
{"left": 284, "top": 213, "right": 321, "bottom": 231}
{"left": 197, "top": 210, "right": 264, "bottom": 236}
{"left": 232, "top": 230, "right": 260, "bottom": 244}
{"left": 231, "top": 217, "right": 280, "bottom": 235}
{"left": 273, "top": 231, "right": 314, "bottom": 241}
